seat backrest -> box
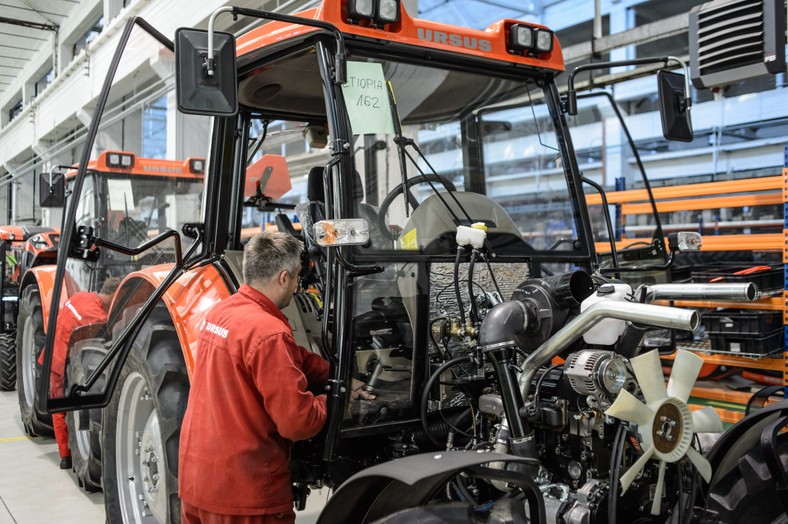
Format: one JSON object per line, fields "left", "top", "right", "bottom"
{"left": 275, "top": 213, "right": 302, "bottom": 241}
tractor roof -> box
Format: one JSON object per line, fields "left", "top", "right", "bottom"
{"left": 236, "top": 0, "right": 564, "bottom": 72}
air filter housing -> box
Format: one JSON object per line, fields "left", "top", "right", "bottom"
{"left": 689, "top": 0, "right": 786, "bottom": 89}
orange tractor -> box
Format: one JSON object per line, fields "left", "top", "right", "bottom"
{"left": 36, "top": 1, "right": 786, "bottom": 523}
{"left": 0, "top": 225, "right": 59, "bottom": 391}
{"left": 17, "top": 152, "right": 205, "bottom": 443}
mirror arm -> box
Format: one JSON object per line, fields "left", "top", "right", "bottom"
{"left": 207, "top": 6, "right": 347, "bottom": 84}
{"left": 665, "top": 55, "right": 692, "bottom": 112}
{"left": 566, "top": 56, "right": 690, "bottom": 115}
{"left": 206, "top": 7, "right": 235, "bottom": 77}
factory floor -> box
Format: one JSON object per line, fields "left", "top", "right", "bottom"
{"left": 0, "top": 390, "right": 328, "bottom": 523}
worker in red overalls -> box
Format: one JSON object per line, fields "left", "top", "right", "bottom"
{"left": 179, "top": 231, "right": 373, "bottom": 523}
{"left": 42, "top": 276, "right": 121, "bottom": 469}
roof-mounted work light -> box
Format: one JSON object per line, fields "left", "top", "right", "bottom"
{"left": 509, "top": 24, "right": 553, "bottom": 54}
{"left": 509, "top": 24, "right": 534, "bottom": 50}
{"left": 189, "top": 158, "right": 205, "bottom": 174}
{"left": 535, "top": 29, "right": 554, "bottom": 53}
{"left": 348, "top": 0, "right": 374, "bottom": 19}
{"left": 347, "top": 0, "right": 400, "bottom": 24}
{"left": 107, "top": 152, "right": 135, "bottom": 169}
{"left": 376, "top": 0, "right": 400, "bottom": 23}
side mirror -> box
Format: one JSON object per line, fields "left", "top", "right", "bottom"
{"left": 657, "top": 70, "right": 693, "bottom": 142}
{"left": 175, "top": 28, "right": 238, "bottom": 116}
{"left": 39, "top": 173, "right": 65, "bottom": 207}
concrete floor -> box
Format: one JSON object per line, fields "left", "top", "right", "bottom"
{"left": 0, "top": 390, "right": 328, "bottom": 523}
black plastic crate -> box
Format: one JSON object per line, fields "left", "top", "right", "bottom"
{"left": 690, "top": 264, "right": 782, "bottom": 292}
{"left": 708, "top": 328, "right": 784, "bottom": 355}
{"left": 702, "top": 309, "right": 782, "bottom": 335}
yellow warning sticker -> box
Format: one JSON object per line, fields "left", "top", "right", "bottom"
{"left": 399, "top": 228, "right": 418, "bottom": 250}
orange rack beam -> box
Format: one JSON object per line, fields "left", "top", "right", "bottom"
{"left": 660, "top": 351, "right": 784, "bottom": 371}
{"left": 585, "top": 175, "right": 782, "bottom": 205}
{"left": 596, "top": 233, "right": 783, "bottom": 254}
{"left": 622, "top": 193, "right": 782, "bottom": 215}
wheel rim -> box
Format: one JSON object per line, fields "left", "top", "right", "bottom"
{"left": 74, "top": 411, "right": 91, "bottom": 460}
{"left": 21, "top": 315, "right": 36, "bottom": 409}
{"left": 116, "top": 371, "right": 166, "bottom": 523}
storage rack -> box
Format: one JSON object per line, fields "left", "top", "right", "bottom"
{"left": 585, "top": 146, "right": 788, "bottom": 423}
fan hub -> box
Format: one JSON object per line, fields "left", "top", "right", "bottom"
{"left": 653, "top": 403, "right": 683, "bottom": 453}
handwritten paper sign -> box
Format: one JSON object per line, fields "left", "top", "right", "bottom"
{"left": 107, "top": 178, "right": 136, "bottom": 211}
{"left": 341, "top": 61, "right": 395, "bottom": 135}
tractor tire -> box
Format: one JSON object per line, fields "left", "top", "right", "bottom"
{"left": 66, "top": 339, "right": 107, "bottom": 493}
{"left": 102, "top": 307, "right": 188, "bottom": 523}
{"left": 707, "top": 431, "right": 788, "bottom": 523}
{"left": 16, "top": 286, "right": 53, "bottom": 436}
{"left": 0, "top": 332, "right": 15, "bottom": 391}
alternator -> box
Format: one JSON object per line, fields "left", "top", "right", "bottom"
{"left": 564, "top": 350, "right": 628, "bottom": 399}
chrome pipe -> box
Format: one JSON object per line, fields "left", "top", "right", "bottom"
{"left": 645, "top": 283, "right": 758, "bottom": 302}
{"left": 517, "top": 301, "right": 699, "bottom": 400}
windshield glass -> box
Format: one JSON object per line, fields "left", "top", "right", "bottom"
{"left": 326, "top": 58, "right": 585, "bottom": 255}
{"left": 340, "top": 56, "right": 588, "bottom": 258}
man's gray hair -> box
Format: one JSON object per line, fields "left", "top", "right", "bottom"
{"left": 242, "top": 231, "right": 303, "bottom": 285}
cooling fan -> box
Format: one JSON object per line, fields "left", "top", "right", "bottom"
{"left": 604, "top": 349, "right": 723, "bottom": 515}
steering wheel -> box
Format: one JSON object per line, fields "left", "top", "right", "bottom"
{"left": 377, "top": 174, "right": 457, "bottom": 241}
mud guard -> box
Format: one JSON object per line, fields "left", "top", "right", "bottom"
{"left": 316, "top": 451, "right": 535, "bottom": 524}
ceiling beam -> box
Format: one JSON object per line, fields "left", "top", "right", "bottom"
{"left": 0, "top": 15, "right": 58, "bottom": 32}
{"left": 563, "top": 12, "right": 689, "bottom": 64}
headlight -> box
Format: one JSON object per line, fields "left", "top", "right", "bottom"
{"left": 376, "top": 0, "right": 400, "bottom": 23}
{"left": 107, "top": 152, "right": 135, "bottom": 168}
{"left": 348, "top": 0, "right": 374, "bottom": 19}
{"left": 189, "top": 158, "right": 205, "bottom": 174}
{"left": 509, "top": 24, "right": 533, "bottom": 50}
{"left": 347, "top": 0, "right": 400, "bottom": 24}
{"left": 535, "top": 29, "right": 554, "bottom": 53}
{"left": 509, "top": 24, "right": 553, "bottom": 54}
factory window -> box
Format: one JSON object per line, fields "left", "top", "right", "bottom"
{"left": 142, "top": 95, "right": 167, "bottom": 159}
{"left": 34, "top": 68, "right": 54, "bottom": 98}
{"left": 73, "top": 17, "right": 105, "bottom": 56}
{"left": 9, "top": 99, "right": 23, "bottom": 122}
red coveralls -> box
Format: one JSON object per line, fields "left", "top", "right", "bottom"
{"left": 179, "top": 284, "right": 329, "bottom": 523}
{"left": 38, "top": 292, "right": 108, "bottom": 458}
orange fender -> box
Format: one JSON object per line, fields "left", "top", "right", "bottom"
{"left": 111, "top": 263, "right": 233, "bottom": 376}
{"left": 19, "top": 266, "right": 74, "bottom": 334}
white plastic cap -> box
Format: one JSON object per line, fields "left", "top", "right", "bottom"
{"left": 456, "top": 223, "right": 487, "bottom": 249}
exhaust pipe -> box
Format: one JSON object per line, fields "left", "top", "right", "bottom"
{"left": 517, "top": 301, "right": 699, "bottom": 400}
{"left": 643, "top": 283, "right": 758, "bottom": 302}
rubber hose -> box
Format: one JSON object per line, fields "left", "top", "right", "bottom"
{"left": 454, "top": 248, "right": 466, "bottom": 330}
{"left": 420, "top": 355, "right": 473, "bottom": 448}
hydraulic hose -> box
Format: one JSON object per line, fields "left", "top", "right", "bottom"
{"left": 420, "top": 355, "right": 473, "bottom": 448}
{"left": 468, "top": 250, "right": 479, "bottom": 326}
{"left": 453, "top": 248, "right": 466, "bottom": 331}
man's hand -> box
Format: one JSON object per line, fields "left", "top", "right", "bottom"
{"left": 350, "top": 378, "right": 376, "bottom": 401}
